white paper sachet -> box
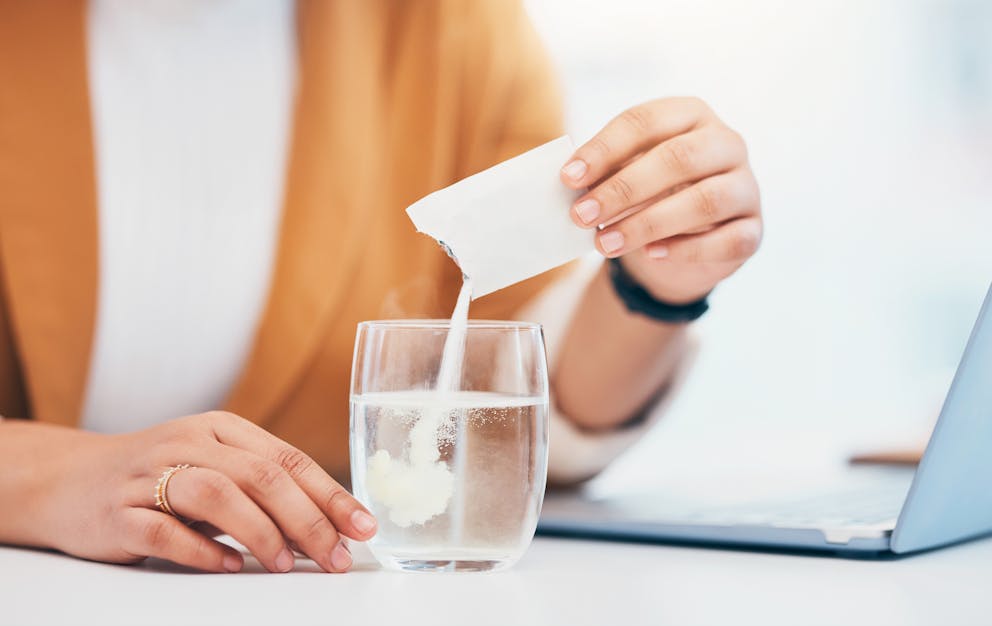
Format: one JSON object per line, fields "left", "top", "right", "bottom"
{"left": 406, "top": 136, "right": 595, "bottom": 299}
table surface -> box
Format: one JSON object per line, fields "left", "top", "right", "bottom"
{"left": 3, "top": 533, "right": 991, "bottom": 626}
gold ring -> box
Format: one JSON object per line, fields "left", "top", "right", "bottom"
{"left": 154, "top": 464, "right": 193, "bottom": 519}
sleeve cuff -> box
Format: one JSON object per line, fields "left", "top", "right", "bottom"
{"left": 545, "top": 334, "right": 698, "bottom": 484}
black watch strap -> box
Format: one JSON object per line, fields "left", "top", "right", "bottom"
{"left": 607, "top": 258, "right": 710, "bottom": 323}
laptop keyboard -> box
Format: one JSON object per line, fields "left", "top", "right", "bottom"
{"left": 683, "top": 484, "right": 909, "bottom": 528}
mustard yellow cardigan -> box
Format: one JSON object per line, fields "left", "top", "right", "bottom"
{"left": 0, "top": 0, "right": 566, "bottom": 478}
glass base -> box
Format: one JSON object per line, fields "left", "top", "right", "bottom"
{"left": 378, "top": 555, "right": 517, "bottom": 573}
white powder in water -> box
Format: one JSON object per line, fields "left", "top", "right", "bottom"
{"left": 365, "top": 448, "right": 455, "bottom": 528}
{"left": 365, "top": 278, "right": 473, "bottom": 527}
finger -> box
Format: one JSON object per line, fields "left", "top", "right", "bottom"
{"left": 189, "top": 521, "right": 224, "bottom": 538}
{"left": 644, "top": 216, "right": 763, "bottom": 264}
{"left": 208, "top": 412, "right": 376, "bottom": 541}
{"left": 571, "top": 125, "right": 747, "bottom": 229}
{"left": 165, "top": 466, "right": 296, "bottom": 573}
{"left": 121, "top": 508, "right": 244, "bottom": 574}
{"left": 595, "top": 169, "right": 760, "bottom": 257}
{"left": 190, "top": 443, "right": 351, "bottom": 573}
{"left": 560, "top": 97, "right": 713, "bottom": 188}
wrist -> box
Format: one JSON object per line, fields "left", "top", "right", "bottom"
{"left": 618, "top": 257, "right": 711, "bottom": 305}
{"left": 0, "top": 422, "right": 102, "bottom": 549}
{"left": 0, "top": 422, "right": 58, "bottom": 546}
{"left": 607, "top": 259, "right": 710, "bottom": 323}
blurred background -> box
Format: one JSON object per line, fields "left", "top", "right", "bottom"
{"left": 525, "top": 0, "right": 992, "bottom": 496}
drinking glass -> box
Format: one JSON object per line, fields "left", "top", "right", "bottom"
{"left": 350, "top": 320, "right": 550, "bottom": 572}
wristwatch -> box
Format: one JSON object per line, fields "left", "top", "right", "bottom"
{"left": 607, "top": 257, "right": 710, "bottom": 323}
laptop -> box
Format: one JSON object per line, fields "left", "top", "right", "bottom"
{"left": 538, "top": 281, "right": 992, "bottom": 555}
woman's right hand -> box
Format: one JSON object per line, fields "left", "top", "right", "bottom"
{"left": 9, "top": 412, "right": 376, "bottom": 573}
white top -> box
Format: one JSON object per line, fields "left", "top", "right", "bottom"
{"left": 81, "top": 0, "right": 297, "bottom": 432}
{"left": 74, "top": 0, "right": 666, "bottom": 480}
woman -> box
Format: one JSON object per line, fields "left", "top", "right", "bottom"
{"left": 0, "top": 1, "right": 761, "bottom": 574}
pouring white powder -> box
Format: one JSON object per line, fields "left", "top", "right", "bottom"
{"left": 365, "top": 278, "right": 473, "bottom": 527}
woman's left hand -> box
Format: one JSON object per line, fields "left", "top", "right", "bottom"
{"left": 561, "top": 97, "right": 762, "bottom": 305}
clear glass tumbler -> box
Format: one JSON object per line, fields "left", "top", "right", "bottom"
{"left": 350, "top": 320, "right": 550, "bottom": 572}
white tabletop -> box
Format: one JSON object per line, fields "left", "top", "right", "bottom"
{"left": 3, "top": 533, "right": 990, "bottom": 626}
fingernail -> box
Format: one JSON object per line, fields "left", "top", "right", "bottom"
{"left": 562, "top": 159, "right": 588, "bottom": 181}
{"left": 351, "top": 510, "right": 377, "bottom": 535}
{"left": 574, "top": 198, "right": 601, "bottom": 225}
{"left": 223, "top": 554, "right": 243, "bottom": 573}
{"left": 599, "top": 231, "right": 625, "bottom": 254}
{"left": 331, "top": 542, "right": 352, "bottom": 571}
{"left": 275, "top": 547, "right": 295, "bottom": 573}
{"left": 648, "top": 245, "right": 669, "bottom": 259}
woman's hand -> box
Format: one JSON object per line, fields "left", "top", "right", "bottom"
{"left": 27, "top": 412, "right": 376, "bottom": 573}
{"left": 561, "top": 97, "right": 762, "bottom": 305}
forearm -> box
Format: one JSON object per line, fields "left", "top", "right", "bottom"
{"left": 552, "top": 263, "right": 689, "bottom": 431}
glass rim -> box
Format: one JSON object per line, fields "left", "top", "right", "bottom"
{"left": 357, "top": 319, "right": 542, "bottom": 331}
